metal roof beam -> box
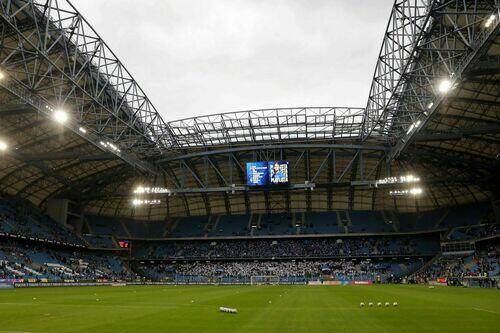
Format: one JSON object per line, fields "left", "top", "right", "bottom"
{"left": 362, "top": 0, "right": 436, "bottom": 139}
{"left": 415, "top": 125, "right": 500, "bottom": 141}
{"left": 158, "top": 143, "right": 388, "bottom": 164}
{"left": 388, "top": 5, "right": 500, "bottom": 160}
{"left": 0, "top": 79, "right": 157, "bottom": 173}
{"left": 0, "top": 103, "right": 34, "bottom": 117}
{"left": 449, "top": 96, "right": 500, "bottom": 108}
{"left": 18, "top": 152, "right": 116, "bottom": 162}
{"left": 0, "top": 0, "right": 171, "bottom": 159}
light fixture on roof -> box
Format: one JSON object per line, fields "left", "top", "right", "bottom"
{"left": 427, "top": 102, "right": 434, "bottom": 109}
{"left": 437, "top": 79, "right": 452, "bottom": 94}
{"left": 132, "top": 198, "right": 161, "bottom": 206}
{"left": 98, "top": 140, "right": 122, "bottom": 153}
{"left": 485, "top": 14, "right": 496, "bottom": 27}
{"left": 79, "top": 127, "right": 87, "bottom": 134}
{"left": 133, "top": 186, "right": 170, "bottom": 194}
{"left": 53, "top": 109, "right": 69, "bottom": 124}
{"left": 0, "top": 71, "right": 4, "bottom": 80}
{"left": 134, "top": 186, "right": 145, "bottom": 194}
{"left": 389, "top": 187, "right": 423, "bottom": 197}
{"left": 0, "top": 139, "right": 7, "bottom": 151}
{"left": 406, "top": 120, "right": 422, "bottom": 135}
{"left": 377, "top": 175, "right": 421, "bottom": 186}
{"left": 409, "top": 187, "right": 423, "bottom": 195}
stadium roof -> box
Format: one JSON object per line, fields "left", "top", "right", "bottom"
{"left": 0, "top": 0, "right": 498, "bottom": 219}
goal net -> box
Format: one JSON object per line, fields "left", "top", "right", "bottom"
{"left": 250, "top": 275, "right": 280, "bottom": 285}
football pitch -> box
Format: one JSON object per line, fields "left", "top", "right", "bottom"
{"left": 0, "top": 284, "right": 498, "bottom": 332}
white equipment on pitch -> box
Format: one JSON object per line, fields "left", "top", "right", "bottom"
{"left": 360, "top": 302, "right": 365, "bottom": 307}
{"left": 219, "top": 307, "right": 237, "bottom": 314}
{"left": 377, "top": 302, "right": 382, "bottom": 307}
{"left": 393, "top": 302, "right": 398, "bottom": 307}
{"left": 385, "top": 302, "right": 390, "bottom": 307}
{"left": 368, "top": 302, "right": 374, "bottom": 307}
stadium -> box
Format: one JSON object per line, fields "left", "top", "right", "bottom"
{"left": 0, "top": 0, "right": 499, "bottom": 332}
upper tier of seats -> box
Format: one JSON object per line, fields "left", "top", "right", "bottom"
{"left": 132, "top": 235, "right": 441, "bottom": 260}
{"left": 0, "top": 242, "right": 135, "bottom": 281}
{"left": 83, "top": 234, "right": 118, "bottom": 249}
{"left": 0, "top": 193, "right": 84, "bottom": 246}
{"left": 0, "top": 190, "right": 493, "bottom": 241}
{"left": 84, "top": 202, "right": 493, "bottom": 239}
{"left": 446, "top": 223, "right": 498, "bottom": 241}
{"left": 411, "top": 243, "right": 499, "bottom": 282}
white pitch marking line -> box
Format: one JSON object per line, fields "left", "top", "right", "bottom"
{"left": 472, "top": 307, "right": 500, "bottom": 315}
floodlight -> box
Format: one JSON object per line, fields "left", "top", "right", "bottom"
{"left": 108, "top": 142, "right": 118, "bottom": 151}
{"left": 485, "top": 14, "right": 496, "bottom": 27}
{"left": 0, "top": 140, "right": 7, "bottom": 151}
{"left": 132, "top": 198, "right": 160, "bottom": 206}
{"left": 409, "top": 188, "right": 423, "bottom": 195}
{"left": 79, "top": 127, "right": 87, "bottom": 134}
{"left": 437, "top": 79, "right": 452, "bottom": 93}
{"left": 0, "top": 71, "right": 4, "bottom": 80}
{"left": 53, "top": 109, "right": 69, "bottom": 124}
{"left": 406, "top": 120, "right": 421, "bottom": 135}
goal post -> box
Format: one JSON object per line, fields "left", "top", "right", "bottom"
{"left": 250, "top": 275, "right": 280, "bottom": 285}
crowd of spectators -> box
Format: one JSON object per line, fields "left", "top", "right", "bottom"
{"left": 0, "top": 241, "right": 136, "bottom": 281}
{"left": 410, "top": 245, "right": 498, "bottom": 285}
{"left": 1, "top": 191, "right": 496, "bottom": 287}
{"left": 134, "top": 236, "right": 438, "bottom": 260}
{"left": 447, "top": 223, "right": 498, "bottom": 241}
{"left": 176, "top": 259, "right": 388, "bottom": 279}
{"left": 136, "top": 259, "right": 397, "bottom": 281}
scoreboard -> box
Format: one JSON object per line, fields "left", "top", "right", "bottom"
{"left": 246, "top": 162, "right": 268, "bottom": 186}
{"left": 246, "top": 160, "right": 289, "bottom": 186}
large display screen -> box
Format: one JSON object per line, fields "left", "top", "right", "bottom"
{"left": 268, "top": 160, "right": 289, "bottom": 184}
{"left": 246, "top": 162, "right": 269, "bottom": 186}
{"left": 246, "top": 160, "right": 289, "bottom": 186}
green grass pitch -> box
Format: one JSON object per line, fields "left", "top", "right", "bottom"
{"left": 0, "top": 285, "right": 498, "bottom": 332}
